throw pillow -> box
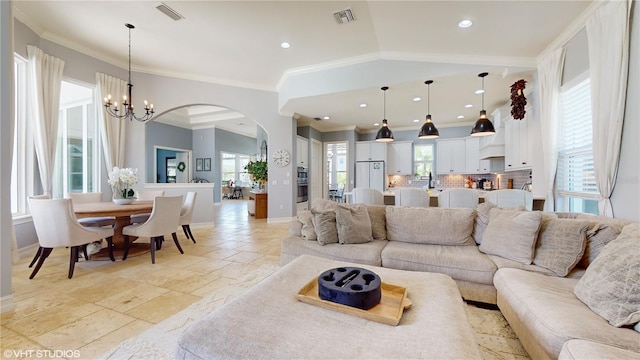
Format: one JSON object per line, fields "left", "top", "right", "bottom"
{"left": 335, "top": 204, "right": 373, "bottom": 244}
{"left": 473, "top": 202, "right": 496, "bottom": 244}
{"left": 311, "top": 208, "right": 338, "bottom": 246}
{"left": 577, "top": 223, "right": 622, "bottom": 268}
{"left": 574, "top": 223, "right": 640, "bottom": 327}
{"left": 385, "top": 207, "right": 476, "bottom": 246}
{"left": 533, "top": 219, "right": 590, "bottom": 276}
{"left": 479, "top": 208, "right": 542, "bottom": 265}
{"left": 297, "top": 210, "right": 317, "bottom": 241}
{"left": 311, "top": 198, "right": 337, "bottom": 212}
{"left": 365, "top": 204, "right": 387, "bottom": 241}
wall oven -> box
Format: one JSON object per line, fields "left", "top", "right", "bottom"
{"left": 297, "top": 166, "right": 308, "bottom": 203}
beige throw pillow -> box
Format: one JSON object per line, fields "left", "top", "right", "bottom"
{"left": 336, "top": 204, "right": 373, "bottom": 244}
{"left": 385, "top": 207, "right": 476, "bottom": 246}
{"left": 365, "top": 204, "right": 387, "bottom": 241}
{"left": 574, "top": 223, "right": 640, "bottom": 327}
{"left": 297, "top": 210, "right": 317, "bottom": 241}
{"left": 533, "top": 219, "right": 590, "bottom": 276}
{"left": 311, "top": 208, "right": 338, "bottom": 246}
{"left": 479, "top": 208, "right": 542, "bottom": 265}
{"left": 578, "top": 223, "right": 622, "bottom": 268}
{"left": 473, "top": 202, "right": 496, "bottom": 244}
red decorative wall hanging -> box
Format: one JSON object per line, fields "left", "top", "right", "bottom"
{"left": 510, "top": 79, "right": 527, "bottom": 120}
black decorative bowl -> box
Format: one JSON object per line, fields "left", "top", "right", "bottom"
{"left": 317, "top": 267, "right": 381, "bottom": 310}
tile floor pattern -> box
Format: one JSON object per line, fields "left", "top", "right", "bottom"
{"left": 1, "top": 200, "right": 529, "bottom": 359}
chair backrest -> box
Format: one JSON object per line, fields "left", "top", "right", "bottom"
{"left": 138, "top": 195, "right": 183, "bottom": 235}
{"left": 136, "top": 190, "right": 165, "bottom": 201}
{"left": 395, "top": 188, "right": 430, "bottom": 207}
{"left": 352, "top": 188, "right": 384, "bottom": 205}
{"left": 484, "top": 189, "right": 533, "bottom": 211}
{"left": 66, "top": 192, "right": 102, "bottom": 204}
{"left": 438, "top": 188, "right": 479, "bottom": 209}
{"left": 180, "top": 192, "right": 197, "bottom": 224}
{"left": 27, "top": 197, "right": 95, "bottom": 248}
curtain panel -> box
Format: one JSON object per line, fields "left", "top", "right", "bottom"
{"left": 537, "top": 48, "right": 566, "bottom": 212}
{"left": 96, "top": 73, "right": 127, "bottom": 172}
{"left": 586, "top": 0, "right": 632, "bottom": 217}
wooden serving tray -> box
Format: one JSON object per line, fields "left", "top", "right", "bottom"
{"left": 297, "top": 277, "right": 412, "bottom": 326}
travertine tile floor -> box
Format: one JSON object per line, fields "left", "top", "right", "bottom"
{"left": 2, "top": 200, "right": 285, "bottom": 359}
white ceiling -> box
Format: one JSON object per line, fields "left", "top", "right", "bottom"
{"left": 14, "top": 0, "right": 595, "bottom": 134}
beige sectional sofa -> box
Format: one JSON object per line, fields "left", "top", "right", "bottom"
{"left": 281, "top": 200, "right": 640, "bottom": 359}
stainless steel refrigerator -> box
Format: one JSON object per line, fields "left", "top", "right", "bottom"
{"left": 355, "top": 161, "right": 385, "bottom": 192}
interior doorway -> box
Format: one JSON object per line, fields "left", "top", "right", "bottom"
{"left": 324, "top": 142, "right": 348, "bottom": 200}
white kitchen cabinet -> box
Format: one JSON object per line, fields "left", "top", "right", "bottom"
{"left": 387, "top": 141, "right": 413, "bottom": 175}
{"left": 504, "top": 108, "right": 532, "bottom": 172}
{"left": 436, "top": 139, "right": 466, "bottom": 174}
{"left": 296, "top": 137, "right": 308, "bottom": 166}
{"left": 356, "top": 141, "right": 387, "bottom": 162}
{"left": 465, "top": 138, "right": 481, "bottom": 174}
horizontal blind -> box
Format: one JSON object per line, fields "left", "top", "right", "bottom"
{"left": 557, "top": 77, "right": 598, "bottom": 196}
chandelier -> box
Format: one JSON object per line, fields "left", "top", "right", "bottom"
{"left": 103, "top": 23, "right": 155, "bottom": 122}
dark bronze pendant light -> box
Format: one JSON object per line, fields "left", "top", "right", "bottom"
{"left": 418, "top": 80, "right": 439, "bottom": 139}
{"left": 470, "top": 72, "right": 496, "bottom": 136}
{"left": 375, "top": 86, "right": 394, "bottom": 142}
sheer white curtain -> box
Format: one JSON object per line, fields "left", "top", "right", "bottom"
{"left": 96, "top": 72, "right": 127, "bottom": 171}
{"left": 26, "top": 45, "right": 65, "bottom": 198}
{"left": 537, "top": 48, "right": 566, "bottom": 211}
{"left": 586, "top": 0, "right": 632, "bottom": 217}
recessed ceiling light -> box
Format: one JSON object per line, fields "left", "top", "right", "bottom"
{"left": 458, "top": 19, "right": 473, "bottom": 28}
{"left": 373, "top": 122, "right": 379, "bottom": 126}
{"left": 465, "top": 104, "right": 473, "bottom": 108}
{"left": 413, "top": 97, "right": 422, "bottom": 102}
{"left": 323, "top": 116, "right": 330, "bottom": 120}
{"left": 457, "top": 115, "right": 465, "bottom": 119}
{"left": 412, "top": 119, "right": 420, "bottom": 123}
{"left": 360, "top": 103, "right": 367, "bottom": 108}
{"left": 475, "top": 89, "right": 485, "bottom": 94}
{"left": 280, "top": 42, "right": 290, "bottom": 49}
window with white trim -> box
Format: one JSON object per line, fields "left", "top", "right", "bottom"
{"left": 413, "top": 144, "right": 434, "bottom": 177}
{"left": 221, "top": 152, "right": 251, "bottom": 187}
{"left": 556, "top": 73, "right": 599, "bottom": 214}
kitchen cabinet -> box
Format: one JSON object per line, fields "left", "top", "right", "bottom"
{"left": 465, "top": 138, "right": 481, "bottom": 173}
{"left": 249, "top": 191, "right": 267, "bottom": 219}
{"left": 356, "top": 141, "right": 387, "bottom": 162}
{"left": 296, "top": 137, "right": 308, "bottom": 166}
{"left": 387, "top": 141, "right": 413, "bottom": 175}
{"left": 436, "top": 139, "right": 466, "bottom": 174}
{"left": 504, "top": 107, "right": 532, "bottom": 172}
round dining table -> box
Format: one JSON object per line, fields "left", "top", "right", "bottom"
{"left": 73, "top": 201, "right": 153, "bottom": 260}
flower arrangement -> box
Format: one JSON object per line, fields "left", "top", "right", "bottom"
{"left": 108, "top": 167, "right": 138, "bottom": 199}
{"left": 510, "top": 79, "right": 527, "bottom": 120}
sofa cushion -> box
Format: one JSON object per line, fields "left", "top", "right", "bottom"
{"left": 381, "top": 241, "right": 497, "bottom": 285}
{"left": 578, "top": 222, "right": 623, "bottom": 268}
{"left": 335, "top": 203, "right": 373, "bottom": 244}
{"left": 310, "top": 209, "right": 338, "bottom": 245}
{"left": 479, "top": 209, "right": 542, "bottom": 264}
{"left": 494, "top": 268, "right": 640, "bottom": 359}
{"left": 366, "top": 204, "right": 387, "bottom": 241}
{"left": 488, "top": 255, "right": 556, "bottom": 276}
{"left": 559, "top": 339, "right": 640, "bottom": 360}
{"left": 473, "top": 202, "right": 495, "bottom": 245}
{"left": 385, "top": 207, "right": 476, "bottom": 246}
{"left": 297, "top": 210, "right": 317, "bottom": 241}
{"left": 280, "top": 235, "right": 387, "bottom": 266}
{"left": 533, "top": 218, "right": 590, "bottom": 276}
{"left": 574, "top": 223, "right": 640, "bottom": 327}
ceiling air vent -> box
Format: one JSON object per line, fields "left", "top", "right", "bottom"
{"left": 333, "top": 8, "right": 356, "bottom": 24}
{"left": 155, "top": 3, "right": 185, "bottom": 21}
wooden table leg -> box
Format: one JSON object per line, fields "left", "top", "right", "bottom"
{"left": 89, "top": 216, "right": 149, "bottom": 261}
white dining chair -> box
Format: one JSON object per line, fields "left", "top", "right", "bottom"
{"left": 122, "top": 195, "right": 184, "bottom": 264}
{"left": 179, "top": 192, "right": 197, "bottom": 243}
{"left": 66, "top": 192, "right": 116, "bottom": 227}
{"left": 28, "top": 197, "right": 115, "bottom": 279}
{"left": 130, "top": 190, "right": 165, "bottom": 224}
{"left": 484, "top": 189, "right": 533, "bottom": 210}
{"left": 394, "top": 188, "right": 430, "bottom": 207}
{"left": 438, "top": 188, "right": 479, "bottom": 209}
{"left": 351, "top": 188, "right": 384, "bottom": 205}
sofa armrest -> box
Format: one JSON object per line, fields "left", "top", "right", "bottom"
{"left": 288, "top": 220, "right": 302, "bottom": 237}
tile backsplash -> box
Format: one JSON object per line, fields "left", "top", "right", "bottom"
{"left": 387, "top": 169, "right": 532, "bottom": 191}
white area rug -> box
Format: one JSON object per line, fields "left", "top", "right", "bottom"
{"left": 101, "top": 263, "right": 528, "bottom": 359}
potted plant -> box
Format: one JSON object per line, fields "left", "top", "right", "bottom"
{"left": 244, "top": 160, "right": 268, "bottom": 190}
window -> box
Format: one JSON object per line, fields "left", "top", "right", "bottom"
{"left": 53, "top": 81, "right": 100, "bottom": 198}
{"left": 413, "top": 144, "right": 434, "bottom": 177}
{"left": 221, "top": 152, "right": 251, "bottom": 186}
{"left": 556, "top": 73, "right": 599, "bottom": 215}
{"left": 325, "top": 142, "right": 348, "bottom": 195}
{"left": 11, "top": 54, "right": 33, "bottom": 216}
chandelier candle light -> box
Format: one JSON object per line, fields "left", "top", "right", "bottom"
{"left": 103, "top": 23, "right": 155, "bottom": 122}
{"left": 108, "top": 167, "right": 138, "bottom": 204}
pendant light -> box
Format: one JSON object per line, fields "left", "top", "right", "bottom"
{"left": 470, "top": 72, "right": 495, "bottom": 136}
{"left": 418, "top": 80, "right": 439, "bottom": 139}
{"left": 375, "top": 86, "right": 394, "bottom": 142}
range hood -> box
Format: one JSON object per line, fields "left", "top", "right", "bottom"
{"left": 479, "top": 128, "right": 505, "bottom": 159}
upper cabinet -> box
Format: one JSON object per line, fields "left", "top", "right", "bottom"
{"left": 296, "top": 137, "right": 309, "bottom": 166}
{"left": 504, "top": 106, "right": 532, "bottom": 172}
{"left": 356, "top": 141, "right": 387, "bottom": 162}
{"left": 436, "top": 139, "right": 466, "bottom": 174}
{"left": 387, "top": 141, "right": 413, "bottom": 175}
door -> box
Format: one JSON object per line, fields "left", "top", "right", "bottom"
{"left": 310, "top": 139, "right": 322, "bottom": 207}
{"left": 176, "top": 152, "right": 190, "bottom": 183}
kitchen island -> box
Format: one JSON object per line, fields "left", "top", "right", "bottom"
{"left": 380, "top": 189, "right": 544, "bottom": 210}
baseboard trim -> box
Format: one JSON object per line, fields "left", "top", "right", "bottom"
{"left": 18, "top": 243, "right": 39, "bottom": 260}
{"left": 268, "top": 217, "right": 296, "bottom": 224}
{"left": 1, "top": 294, "right": 15, "bottom": 313}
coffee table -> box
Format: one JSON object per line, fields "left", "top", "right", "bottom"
{"left": 176, "top": 255, "right": 482, "bottom": 359}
